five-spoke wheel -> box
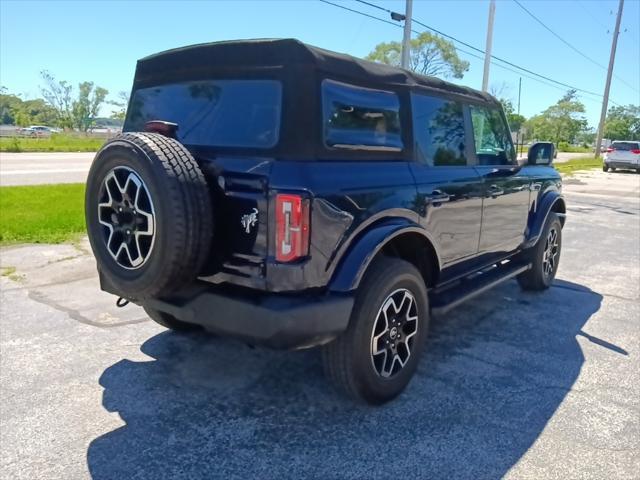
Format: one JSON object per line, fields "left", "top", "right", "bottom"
{"left": 542, "top": 227, "right": 559, "bottom": 278}
{"left": 370, "top": 289, "right": 419, "bottom": 378}
{"left": 98, "top": 166, "right": 155, "bottom": 270}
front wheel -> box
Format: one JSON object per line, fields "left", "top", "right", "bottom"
{"left": 517, "top": 213, "right": 562, "bottom": 291}
{"left": 603, "top": 164, "right": 609, "bottom": 172}
{"left": 322, "top": 257, "right": 429, "bottom": 404}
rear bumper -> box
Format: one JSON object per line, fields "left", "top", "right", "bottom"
{"left": 141, "top": 283, "right": 354, "bottom": 350}
{"left": 605, "top": 160, "right": 639, "bottom": 170}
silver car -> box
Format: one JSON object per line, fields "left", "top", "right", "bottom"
{"left": 603, "top": 141, "right": 640, "bottom": 173}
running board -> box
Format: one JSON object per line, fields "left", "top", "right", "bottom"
{"left": 430, "top": 261, "right": 531, "bottom": 316}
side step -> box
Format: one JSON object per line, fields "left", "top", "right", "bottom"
{"left": 429, "top": 261, "right": 531, "bottom": 316}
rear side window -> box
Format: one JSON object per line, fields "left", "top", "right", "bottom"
{"left": 322, "top": 80, "right": 403, "bottom": 151}
{"left": 612, "top": 141, "right": 640, "bottom": 151}
{"left": 125, "top": 80, "right": 282, "bottom": 148}
{"left": 411, "top": 93, "right": 467, "bottom": 166}
{"left": 469, "top": 105, "right": 515, "bottom": 165}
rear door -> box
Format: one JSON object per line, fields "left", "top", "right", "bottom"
{"left": 409, "top": 93, "right": 483, "bottom": 266}
{"left": 469, "top": 104, "right": 531, "bottom": 255}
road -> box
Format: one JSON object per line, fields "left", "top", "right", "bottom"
{"left": 0, "top": 152, "right": 94, "bottom": 186}
{"left": 0, "top": 151, "right": 592, "bottom": 187}
{"left": 1, "top": 170, "right": 639, "bottom": 479}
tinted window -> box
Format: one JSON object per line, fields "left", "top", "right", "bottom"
{"left": 412, "top": 94, "right": 467, "bottom": 166}
{"left": 322, "top": 80, "right": 402, "bottom": 151}
{"left": 612, "top": 141, "right": 640, "bottom": 151}
{"left": 125, "top": 80, "right": 282, "bottom": 148}
{"left": 469, "top": 105, "right": 515, "bottom": 165}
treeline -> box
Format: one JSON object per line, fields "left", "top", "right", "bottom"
{"left": 0, "top": 71, "right": 128, "bottom": 131}
{"left": 499, "top": 90, "right": 639, "bottom": 145}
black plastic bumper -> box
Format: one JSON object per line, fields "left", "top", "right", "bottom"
{"left": 141, "top": 284, "right": 354, "bottom": 350}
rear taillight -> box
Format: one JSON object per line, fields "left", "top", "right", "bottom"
{"left": 606, "top": 147, "right": 614, "bottom": 153}
{"left": 275, "top": 194, "right": 310, "bottom": 262}
{"left": 631, "top": 149, "right": 640, "bottom": 154}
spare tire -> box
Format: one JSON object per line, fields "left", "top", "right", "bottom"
{"left": 85, "top": 132, "right": 213, "bottom": 299}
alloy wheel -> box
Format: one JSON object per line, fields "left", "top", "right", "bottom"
{"left": 542, "top": 227, "right": 559, "bottom": 277}
{"left": 98, "top": 166, "right": 156, "bottom": 270}
{"left": 370, "top": 288, "right": 419, "bottom": 378}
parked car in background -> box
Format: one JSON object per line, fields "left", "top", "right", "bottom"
{"left": 603, "top": 141, "right": 640, "bottom": 173}
{"left": 19, "top": 125, "right": 52, "bottom": 137}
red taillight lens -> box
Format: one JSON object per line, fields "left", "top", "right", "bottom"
{"left": 275, "top": 194, "right": 310, "bottom": 263}
{"left": 631, "top": 149, "right": 640, "bottom": 154}
{"left": 606, "top": 147, "right": 614, "bottom": 153}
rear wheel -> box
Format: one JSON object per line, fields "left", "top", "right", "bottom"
{"left": 603, "top": 164, "right": 609, "bottom": 172}
{"left": 322, "top": 257, "right": 429, "bottom": 404}
{"left": 517, "top": 213, "right": 562, "bottom": 291}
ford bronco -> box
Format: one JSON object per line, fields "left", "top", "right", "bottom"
{"left": 85, "top": 39, "right": 565, "bottom": 404}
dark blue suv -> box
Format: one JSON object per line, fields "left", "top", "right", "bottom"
{"left": 85, "top": 39, "right": 565, "bottom": 404}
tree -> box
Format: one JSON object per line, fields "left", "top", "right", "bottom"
{"left": 604, "top": 105, "right": 640, "bottom": 141}
{"left": 0, "top": 92, "right": 23, "bottom": 124}
{"left": 525, "top": 90, "right": 587, "bottom": 145}
{"left": 108, "top": 91, "right": 130, "bottom": 120}
{"left": 40, "top": 70, "right": 73, "bottom": 128}
{"left": 40, "top": 71, "right": 109, "bottom": 130}
{"left": 499, "top": 98, "right": 526, "bottom": 132}
{"left": 366, "top": 32, "right": 470, "bottom": 79}
{"left": 72, "top": 82, "right": 109, "bottom": 131}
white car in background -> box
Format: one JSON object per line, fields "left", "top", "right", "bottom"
{"left": 18, "top": 125, "right": 53, "bottom": 137}
{"left": 603, "top": 141, "right": 640, "bottom": 173}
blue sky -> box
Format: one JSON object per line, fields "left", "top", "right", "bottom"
{"left": 1, "top": 0, "right": 638, "bottom": 126}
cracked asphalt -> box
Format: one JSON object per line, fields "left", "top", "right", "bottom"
{"left": 1, "top": 170, "right": 639, "bottom": 479}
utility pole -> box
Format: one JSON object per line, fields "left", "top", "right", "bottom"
{"left": 595, "top": 0, "right": 624, "bottom": 157}
{"left": 482, "top": 0, "right": 496, "bottom": 92}
{"left": 517, "top": 77, "right": 522, "bottom": 156}
{"left": 401, "top": 0, "right": 413, "bottom": 69}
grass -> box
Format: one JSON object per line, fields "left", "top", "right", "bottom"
{"left": 0, "top": 183, "right": 86, "bottom": 245}
{"left": 554, "top": 155, "right": 602, "bottom": 175}
{"left": 0, "top": 134, "right": 104, "bottom": 152}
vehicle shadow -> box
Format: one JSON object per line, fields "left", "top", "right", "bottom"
{"left": 87, "top": 279, "right": 604, "bottom": 479}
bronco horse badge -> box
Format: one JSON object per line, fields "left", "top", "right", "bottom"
{"left": 241, "top": 208, "right": 259, "bottom": 234}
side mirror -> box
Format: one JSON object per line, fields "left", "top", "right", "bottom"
{"left": 527, "top": 142, "right": 555, "bottom": 166}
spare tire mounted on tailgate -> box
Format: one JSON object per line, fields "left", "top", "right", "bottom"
{"left": 85, "top": 132, "right": 213, "bottom": 299}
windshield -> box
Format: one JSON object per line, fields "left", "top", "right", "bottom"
{"left": 125, "top": 80, "right": 282, "bottom": 149}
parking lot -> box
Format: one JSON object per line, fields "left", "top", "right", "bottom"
{"left": 1, "top": 169, "right": 638, "bottom": 479}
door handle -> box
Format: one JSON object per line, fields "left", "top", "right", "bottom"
{"left": 488, "top": 185, "right": 504, "bottom": 197}
{"left": 426, "top": 190, "right": 451, "bottom": 205}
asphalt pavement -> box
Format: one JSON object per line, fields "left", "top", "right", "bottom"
{"left": 0, "top": 151, "right": 591, "bottom": 186}
{"left": 1, "top": 170, "right": 639, "bottom": 479}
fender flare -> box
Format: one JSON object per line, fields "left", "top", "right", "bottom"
{"left": 524, "top": 193, "right": 566, "bottom": 248}
{"left": 329, "top": 219, "right": 440, "bottom": 293}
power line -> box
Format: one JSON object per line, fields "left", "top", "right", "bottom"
{"left": 512, "top": 0, "right": 639, "bottom": 93}
{"left": 319, "top": 0, "right": 622, "bottom": 106}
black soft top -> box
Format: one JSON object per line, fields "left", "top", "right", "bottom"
{"left": 135, "top": 38, "right": 495, "bottom": 104}
{"left": 130, "top": 39, "right": 499, "bottom": 160}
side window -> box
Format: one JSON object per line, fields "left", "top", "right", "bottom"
{"left": 469, "top": 105, "right": 515, "bottom": 165}
{"left": 322, "top": 79, "right": 403, "bottom": 151}
{"left": 411, "top": 93, "right": 467, "bottom": 166}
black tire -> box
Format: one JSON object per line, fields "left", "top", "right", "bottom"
{"left": 517, "top": 213, "right": 562, "bottom": 291}
{"left": 603, "top": 164, "right": 609, "bottom": 172}
{"left": 85, "top": 132, "right": 213, "bottom": 300}
{"left": 611, "top": 167, "right": 616, "bottom": 172}
{"left": 322, "top": 257, "right": 429, "bottom": 405}
{"left": 144, "top": 305, "right": 199, "bottom": 332}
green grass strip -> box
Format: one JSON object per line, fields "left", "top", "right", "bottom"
{"left": 555, "top": 156, "right": 602, "bottom": 175}
{"left": 0, "top": 183, "right": 86, "bottom": 245}
{"left": 0, "top": 135, "right": 104, "bottom": 152}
